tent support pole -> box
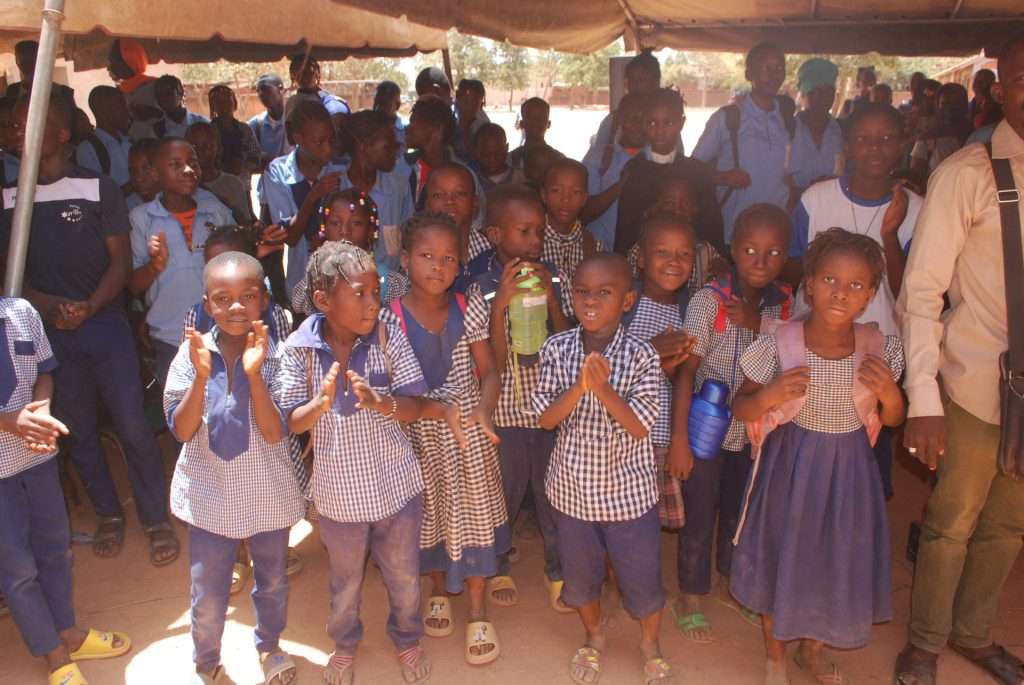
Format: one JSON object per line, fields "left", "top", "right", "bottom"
{"left": 5, "top": 0, "right": 66, "bottom": 297}
{"left": 441, "top": 49, "right": 453, "bottom": 90}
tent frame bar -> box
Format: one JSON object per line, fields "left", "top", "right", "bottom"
{"left": 648, "top": 14, "right": 1020, "bottom": 31}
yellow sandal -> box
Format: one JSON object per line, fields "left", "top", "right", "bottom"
{"left": 69, "top": 628, "right": 132, "bottom": 661}
{"left": 49, "top": 663, "right": 88, "bottom": 685}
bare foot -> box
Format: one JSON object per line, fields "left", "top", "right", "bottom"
{"left": 764, "top": 659, "right": 791, "bottom": 685}
{"left": 796, "top": 641, "right": 845, "bottom": 685}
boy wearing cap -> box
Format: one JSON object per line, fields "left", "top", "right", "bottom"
{"left": 787, "top": 58, "right": 844, "bottom": 196}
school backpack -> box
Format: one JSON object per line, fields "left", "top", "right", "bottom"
{"left": 83, "top": 133, "right": 111, "bottom": 176}
{"left": 744, "top": 320, "right": 884, "bottom": 460}
{"left": 719, "top": 95, "right": 796, "bottom": 208}
{"left": 703, "top": 272, "right": 792, "bottom": 335}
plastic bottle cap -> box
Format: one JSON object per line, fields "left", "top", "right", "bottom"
{"left": 699, "top": 379, "right": 730, "bottom": 405}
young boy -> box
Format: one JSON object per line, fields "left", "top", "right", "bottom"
{"left": 128, "top": 137, "right": 234, "bottom": 385}
{"left": 153, "top": 75, "right": 209, "bottom": 139}
{"left": 125, "top": 138, "right": 160, "bottom": 211}
{"left": 472, "top": 123, "right": 525, "bottom": 193}
{"left": 165, "top": 252, "right": 303, "bottom": 684}
{"left": 208, "top": 84, "right": 262, "bottom": 178}
{"left": 585, "top": 50, "right": 665, "bottom": 160}
{"left": 453, "top": 78, "right": 489, "bottom": 160}
{"left": 533, "top": 252, "right": 672, "bottom": 685}
{"left": 541, "top": 158, "right": 600, "bottom": 284}
{"left": 248, "top": 73, "right": 291, "bottom": 173}
{"left": 186, "top": 121, "right": 255, "bottom": 225}
{"left": 75, "top": 85, "right": 133, "bottom": 189}
{"left": 509, "top": 97, "right": 561, "bottom": 171}
{"left": 668, "top": 203, "right": 793, "bottom": 643}
{"left": 465, "top": 183, "right": 573, "bottom": 610}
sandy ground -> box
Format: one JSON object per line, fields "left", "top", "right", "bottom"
{"left": 1, "top": 429, "right": 1021, "bottom": 685}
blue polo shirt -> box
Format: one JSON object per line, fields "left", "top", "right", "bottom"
{"left": 1, "top": 152, "right": 19, "bottom": 187}
{"left": 787, "top": 115, "right": 844, "bottom": 191}
{"left": 75, "top": 128, "right": 133, "bottom": 187}
{"left": 583, "top": 143, "right": 639, "bottom": 251}
{"left": 338, "top": 169, "right": 414, "bottom": 272}
{"left": 692, "top": 95, "right": 790, "bottom": 242}
{"left": 156, "top": 110, "right": 209, "bottom": 139}
{"left": 248, "top": 110, "right": 291, "bottom": 160}
{"left": 0, "top": 166, "right": 128, "bottom": 320}
{"left": 262, "top": 150, "right": 348, "bottom": 294}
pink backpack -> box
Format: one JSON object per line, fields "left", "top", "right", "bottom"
{"left": 745, "top": 320, "right": 884, "bottom": 459}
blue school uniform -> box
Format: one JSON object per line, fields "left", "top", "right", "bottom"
{"left": 262, "top": 150, "right": 348, "bottom": 295}
{"left": 338, "top": 169, "right": 414, "bottom": 273}
{"left": 155, "top": 110, "right": 209, "bottom": 139}
{"left": 75, "top": 128, "right": 133, "bottom": 187}
{"left": 1, "top": 151, "right": 20, "bottom": 187}
{"left": 787, "top": 115, "right": 844, "bottom": 191}
{"left": 583, "top": 143, "right": 638, "bottom": 251}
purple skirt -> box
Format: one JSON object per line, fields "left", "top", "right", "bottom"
{"left": 730, "top": 422, "right": 892, "bottom": 648}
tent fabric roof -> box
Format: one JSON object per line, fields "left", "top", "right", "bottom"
{"left": 331, "top": 0, "right": 1024, "bottom": 56}
{"left": 0, "top": 0, "right": 447, "bottom": 69}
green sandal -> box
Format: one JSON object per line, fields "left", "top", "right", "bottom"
{"left": 670, "top": 604, "right": 714, "bottom": 644}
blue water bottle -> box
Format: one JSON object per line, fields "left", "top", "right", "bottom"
{"left": 688, "top": 380, "right": 732, "bottom": 460}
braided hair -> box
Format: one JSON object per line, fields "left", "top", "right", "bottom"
{"left": 400, "top": 211, "right": 459, "bottom": 252}
{"left": 305, "top": 240, "right": 377, "bottom": 308}
{"left": 320, "top": 187, "right": 380, "bottom": 250}
{"left": 803, "top": 227, "right": 886, "bottom": 291}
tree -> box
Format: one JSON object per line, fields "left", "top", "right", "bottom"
{"left": 493, "top": 42, "right": 530, "bottom": 110}
{"left": 561, "top": 43, "right": 623, "bottom": 90}
{"left": 322, "top": 58, "right": 408, "bottom": 91}
{"left": 446, "top": 31, "right": 497, "bottom": 85}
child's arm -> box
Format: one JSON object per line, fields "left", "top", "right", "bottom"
{"left": 731, "top": 369, "right": 810, "bottom": 421}
{"left": 243, "top": 322, "right": 284, "bottom": 444}
{"left": 469, "top": 339, "right": 501, "bottom": 443}
{"left": 667, "top": 354, "right": 701, "bottom": 479}
{"left": 169, "top": 329, "right": 211, "bottom": 442}
{"left": 0, "top": 373, "right": 69, "bottom": 452}
{"left": 287, "top": 361, "right": 341, "bottom": 434}
{"left": 347, "top": 370, "right": 425, "bottom": 423}
{"left": 580, "top": 178, "right": 622, "bottom": 224}
{"left": 537, "top": 375, "right": 585, "bottom": 431}
{"left": 880, "top": 183, "right": 910, "bottom": 297}
{"left": 129, "top": 231, "right": 168, "bottom": 296}
{"left": 283, "top": 172, "right": 342, "bottom": 246}
{"left": 858, "top": 354, "right": 907, "bottom": 427}
{"left": 585, "top": 353, "right": 650, "bottom": 440}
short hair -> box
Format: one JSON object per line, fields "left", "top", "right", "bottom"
{"left": 625, "top": 50, "right": 661, "bottom": 79}
{"left": 347, "top": 109, "right": 393, "bottom": 146}
{"left": 156, "top": 136, "right": 193, "bottom": 157}
{"left": 845, "top": 102, "right": 905, "bottom": 141}
{"left": 401, "top": 211, "right": 459, "bottom": 251}
{"left": 732, "top": 202, "right": 791, "bottom": 244}
{"left": 374, "top": 81, "right": 401, "bottom": 109}
{"left": 14, "top": 40, "right": 38, "bottom": 59}
{"left": 472, "top": 122, "right": 506, "bottom": 147}
{"left": 411, "top": 97, "right": 456, "bottom": 144}
{"left": 617, "top": 91, "right": 649, "bottom": 115}
{"left": 640, "top": 211, "right": 696, "bottom": 249}
{"left": 520, "top": 97, "right": 550, "bottom": 117}
{"left": 415, "top": 66, "right": 450, "bottom": 95}
{"left": 648, "top": 88, "right": 685, "bottom": 118}
{"left": 204, "top": 224, "right": 258, "bottom": 256}
{"left": 321, "top": 187, "right": 381, "bottom": 249}
{"left": 654, "top": 171, "right": 696, "bottom": 199}
{"left": 457, "top": 79, "right": 485, "bottom": 99}
{"left": 154, "top": 74, "right": 183, "bottom": 94}
{"left": 486, "top": 183, "right": 544, "bottom": 228}
{"left": 803, "top": 227, "right": 885, "bottom": 291}
{"left": 129, "top": 137, "right": 161, "bottom": 162}
{"left": 203, "top": 249, "right": 265, "bottom": 289}
{"left": 746, "top": 41, "right": 784, "bottom": 67}
{"left": 306, "top": 240, "right": 377, "bottom": 299}
{"left": 289, "top": 53, "right": 320, "bottom": 77}
{"left": 576, "top": 252, "right": 633, "bottom": 287}
{"left": 286, "top": 99, "right": 332, "bottom": 133}
{"left": 186, "top": 120, "right": 218, "bottom": 142}
{"left": 543, "top": 157, "right": 587, "bottom": 187}
{"left": 87, "top": 85, "right": 123, "bottom": 118}
{"left": 427, "top": 161, "right": 476, "bottom": 190}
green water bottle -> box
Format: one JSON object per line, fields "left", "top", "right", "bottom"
{"left": 508, "top": 267, "right": 548, "bottom": 357}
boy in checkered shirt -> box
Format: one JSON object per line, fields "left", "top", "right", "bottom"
{"left": 165, "top": 252, "right": 304, "bottom": 683}
{"left": 533, "top": 253, "right": 673, "bottom": 685}
{"left": 0, "top": 297, "right": 132, "bottom": 685}
{"left": 540, "top": 158, "right": 601, "bottom": 284}
{"left": 464, "top": 183, "right": 574, "bottom": 610}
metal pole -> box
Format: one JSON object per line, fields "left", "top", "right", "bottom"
{"left": 4, "top": 0, "right": 66, "bottom": 297}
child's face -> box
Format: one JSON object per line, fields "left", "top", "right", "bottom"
{"left": 646, "top": 104, "right": 683, "bottom": 155}
{"left": 425, "top": 168, "right": 477, "bottom": 233}
{"left": 638, "top": 224, "right": 695, "bottom": 295}
{"left": 803, "top": 251, "right": 876, "bottom": 326}
{"left": 360, "top": 127, "right": 400, "bottom": 172}
{"left": 401, "top": 226, "right": 460, "bottom": 296}
{"left": 314, "top": 270, "right": 381, "bottom": 337}
{"left": 323, "top": 200, "right": 373, "bottom": 249}
{"left": 747, "top": 50, "right": 786, "bottom": 99}
{"left": 156, "top": 141, "right": 200, "bottom": 197}
{"left": 129, "top": 150, "right": 160, "bottom": 197}
{"left": 618, "top": 103, "right": 647, "bottom": 148}
{"left": 291, "top": 61, "right": 319, "bottom": 90}
{"left": 456, "top": 88, "right": 483, "bottom": 119}
{"left": 474, "top": 131, "right": 509, "bottom": 177}
{"left": 293, "top": 119, "right": 336, "bottom": 166}
{"left": 572, "top": 260, "right": 635, "bottom": 336}
{"left": 518, "top": 103, "right": 549, "bottom": 141}
{"left": 730, "top": 220, "right": 788, "bottom": 290}
{"left": 203, "top": 262, "right": 268, "bottom": 338}
{"left": 14, "top": 101, "right": 69, "bottom": 160}
{"left": 541, "top": 166, "right": 588, "bottom": 229}
{"left": 209, "top": 89, "right": 236, "bottom": 119}
{"left": 652, "top": 180, "right": 697, "bottom": 222}
{"left": 258, "top": 84, "right": 284, "bottom": 110}
{"left": 846, "top": 112, "right": 903, "bottom": 182}
{"left": 805, "top": 85, "right": 836, "bottom": 116}
{"left": 487, "top": 200, "right": 545, "bottom": 262}
{"left": 185, "top": 127, "right": 219, "bottom": 172}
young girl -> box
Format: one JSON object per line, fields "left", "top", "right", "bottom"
{"left": 290, "top": 188, "right": 381, "bottom": 314}
{"left": 730, "top": 228, "right": 906, "bottom": 685}
{"left": 393, "top": 213, "right": 508, "bottom": 666}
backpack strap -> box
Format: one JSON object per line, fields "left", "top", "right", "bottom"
{"left": 705, "top": 274, "right": 734, "bottom": 333}
{"left": 389, "top": 299, "right": 407, "bottom": 334}
{"left": 852, "top": 323, "right": 885, "bottom": 446}
{"left": 454, "top": 291, "right": 467, "bottom": 315}
{"left": 85, "top": 134, "right": 111, "bottom": 175}
{"left": 985, "top": 142, "right": 1024, "bottom": 374}
{"left": 744, "top": 321, "right": 809, "bottom": 460}
{"left": 718, "top": 104, "right": 742, "bottom": 209}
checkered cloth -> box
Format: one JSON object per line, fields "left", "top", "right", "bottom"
{"left": 164, "top": 333, "right": 305, "bottom": 539}
{"left": 532, "top": 326, "right": 661, "bottom": 522}
{"left": 655, "top": 446, "right": 685, "bottom": 529}
{"left": 628, "top": 241, "right": 724, "bottom": 298}
{"left": 541, "top": 221, "right": 601, "bottom": 285}
{"left": 0, "top": 298, "right": 59, "bottom": 479}
{"left": 741, "top": 333, "right": 905, "bottom": 434}
{"left": 626, "top": 296, "right": 685, "bottom": 447}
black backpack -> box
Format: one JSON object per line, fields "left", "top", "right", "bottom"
{"left": 83, "top": 134, "right": 111, "bottom": 176}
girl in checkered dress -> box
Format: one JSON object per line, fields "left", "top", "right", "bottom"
{"left": 394, "top": 213, "right": 509, "bottom": 666}
{"left": 730, "top": 229, "right": 906, "bottom": 685}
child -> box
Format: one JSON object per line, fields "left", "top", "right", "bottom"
{"left": 75, "top": 85, "right": 133, "bottom": 189}
{"left": 153, "top": 75, "right": 210, "bottom": 139}
{"left": 404, "top": 97, "right": 481, "bottom": 210}
{"left": 277, "top": 241, "right": 433, "bottom": 685}
{"left": 208, "top": 84, "right": 262, "bottom": 178}
{"left": 0, "top": 95, "right": 21, "bottom": 187}
{"left": 128, "top": 136, "right": 234, "bottom": 386}
{"left": 509, "top": 97, "right": 561, "bottom": 170}
{"left": 394, "top": 213, "right": 509, "bottom": 666}
{"left": 541, "top": 158, "right": 601, "bottom": 284}
{"left": 249, "top": 74, "right": 290, "bottom": 173}
{"left": 522, "top": 143, "right": 564, "bottom": 190}
{"left": 373, "top": 80, "right": 406, "bottom": 152}
{"left": 730, "top": 228, "right": 905, "bottom": 685}
{"left": 186, "top": 121, "right": 256, "bottom": 225}
{"left": 165, "top": 252, "right": 304, "bottom": 685}
{"left": 0, "top": 296, "right": 133, "bottom": 685}
{"left": 453, "top": 79, "right": 489, "bottom": 160}
{"left": 668, "top": 203, "right": 793, "bottom": 644}
{"left": 472, "top": 123, "right": 525, "bottom": 192}
{"left": 262, "top": 100, "right": 347, "bottom": 295}
{"left": 125, "top": 137, "right": 160, "bottom": 211}
{"left": 533, "top": 252, "right": 674, "bottom": 685}
{"left": 465, "top": 183, "right": 573, "bottom": 611}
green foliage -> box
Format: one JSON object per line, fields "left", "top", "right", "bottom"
{"left": 561, "top": 43, "right": 623, "bottom": 89}
{"left": 493, "top": 43, "right": 530, "bottom": 107}
{"left": 181, "top": 56, "right": 408, "bottom": 91}
{"left": 447, "top": 31, "right": 496, "bottom": 84}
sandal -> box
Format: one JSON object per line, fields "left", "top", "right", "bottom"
{"left": 544, "top": 576, "right": 574, "bottom": 614}
{"left": 231, "top": 562, "right": 251, "bottom": 596}
{"left": 398, "top": 645, "right": 432, "bottom": 685}
{"left": 669, "top": 600, "right": 714, "bottom": 644}
{"left": 92, "top": 516, "right": 125, "bottom": 559}
{"left": 261, "top": 649, "right": 297, "bottom": 685}
{"left": 465, "top": 621, "right": 500, "bottom": 666}
{"left": 716, "top": 593, "right": 760, "bottom": 627}
{"left": 49, "top": 663, "right": 88, "bottom": 685}
{"left": 486, "top": 575, "right": 519, "bottom": 607}
{"left": 643, "top": 657, "right": 675, "bottom": 684}
{"left": 323, "top": 652, "right": 354, "bottom": 685}
{"left": 950, "top": 643, "right": 1024, "bottom": 685}
{"left": 285, "top": 547, "right": 303, "bottom": 577}
{"left": 190, "top": 665, "right": 225, "bottom": 684}
{"left": 145, "top": 522, "right": 180, "bottom": 567}
{"left": 794, "top": 648, "right": 846, "bottom": 685}
{"left": 70, "top": 628, "right": 132, "bottom": 661}
{"left": 570, "top": 646, "right": 602, "bottom": 685}
{"left": 894, "top": 645, "right": 937, "bottom": 685}
{"left": 423, "top": 596, "right": 454, "bottom": 638}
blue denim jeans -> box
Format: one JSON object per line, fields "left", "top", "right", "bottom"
{"left": 49, "top": 314, "right": 168, "bottom": 527}
{"left": 0, "top": 459, "right": 75, "bottom": 656}
{"left": 189, "top": 526, "right": 290, "bottom": 672}
{"left": 494, "top": 427, "right": 561, "bottom": 580}
{"left": 319, "top": 494, "right": 424, "bottom": 655}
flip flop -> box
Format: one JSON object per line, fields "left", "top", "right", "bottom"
{"left": 643, "top": 657, "right": 675, "bottom": 684}
{"left": 323, "top": 653, "right": 354, "bottom": 685}
{"left": 49, "top": 663, "right": 88, "bottom": 685}
{"left": 231, "top": 562, "right": 251, "bottom": 596}
{"left": 398, "top": 645, "right": 432, "bottom": 685}
{"left": 465, "top": 621, "right": 500, "bottom": 666}
{"left": 669, "top": 601, "right": 714, "bottom": 644}
{"left": 261, "top": 650, "right": 297, "bottom": 685}
{"left": 423, "top": 596, "right": 455, "bottom": 638}
{"left": 486, "top": 575, "right": 519, "bottom": 607}
{"left": 569, "top": 646, "right": 602, "bottom": 685}
{"left": 794, "top": 649, "right": 846, "bottom": 685}
{"left": 544, "top": 576, "right": 574, "bottom": 614}
{"left": 69, "top": 628, "right": 132, "bottom": 661}
{"left": 950, "top": 643, "right": 1024, "bottom": 685}
{"left": 894, "top": 645, "right": 937, "bottom": 685}
{"left": 189, "top": 665, "right": 225, "bottom": 685}
{"left": 715, "top": 594, "right": 761, "bottom": 627}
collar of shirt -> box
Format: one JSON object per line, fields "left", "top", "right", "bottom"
{"left": 277, "top": 149, "right": 348, "bottom": 186}
{"left": 146, "top": 187, "right": 224, "bottom": 219}
{"left": 741, "top": 92, "right": 781, "bottom": 122}
{"left": 569, "top": 322, "right": 629, "bottom": 359}
{"left": 644, "top": 146, "right": 678, "bottom": 164}
{"left": 259, "top": 111, "right": 285, "bottom": 129}
{"left": 546, "top": 220, "right": 583, "bottom": 245}
{"left": 720, "top": 269, "right": 790, "bottom": 309}
{"left": 93, "top": 127, "right": 129, "bottom": 147}
{"left": 838, "top": 175, "right": 893, "bottom": 207}
{"left": 993, "top": 119, "right": 1024, "bottom": 159}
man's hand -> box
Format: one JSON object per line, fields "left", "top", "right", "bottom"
{"left": 55, "top": 300, "right": 94, "bottom": 330}
{"left": 903, "top": 415, "right": 947, "bottom": 471}
{"left": 714, "top": 168, "right": 752, "bottom": 189}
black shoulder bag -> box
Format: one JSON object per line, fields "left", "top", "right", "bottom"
{"left": 987, "top": 145, "right": 1024, "bottom": 479}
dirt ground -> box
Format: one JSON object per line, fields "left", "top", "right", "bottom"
{"left": 1, "top": 430, "right": 1021, "bottom": 685}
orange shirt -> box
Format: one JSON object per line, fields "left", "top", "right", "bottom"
{"left": 171, "top": 208, "right": 197, "bottom": 250}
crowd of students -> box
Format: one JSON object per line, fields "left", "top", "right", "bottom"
{"left": 0, "top": 32, "right": 1022, "bottom": 685}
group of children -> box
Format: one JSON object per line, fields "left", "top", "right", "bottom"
{"left": 0, "top": 51, "right": 919, "bottom": 685}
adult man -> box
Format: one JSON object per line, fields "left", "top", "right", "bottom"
{"left": 248, "top": 73, "right": 291, "bottom": 171}
{"left": 6, "top": 40, "right": 77, "bottom": 114}
{"left": 894, "top": 33, "right": 1024, "bottom": 685}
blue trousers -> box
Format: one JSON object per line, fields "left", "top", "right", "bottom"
{"left": 0, "top": 459, "right": 75, "bottom": 657}
{"left": 874, "top": 425, "right": 894, "bottom": 499}
{"left": 189, "top": 526, "right": 290, "bottom": 672}
{"left": 48, "top": 315, "right": 168, "bottom": 527}
{"left": 494, "top": 426, "right": 561, "bottom": 580}
{"left": 319, "top": 494, "right": 424, "bottom": 655}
